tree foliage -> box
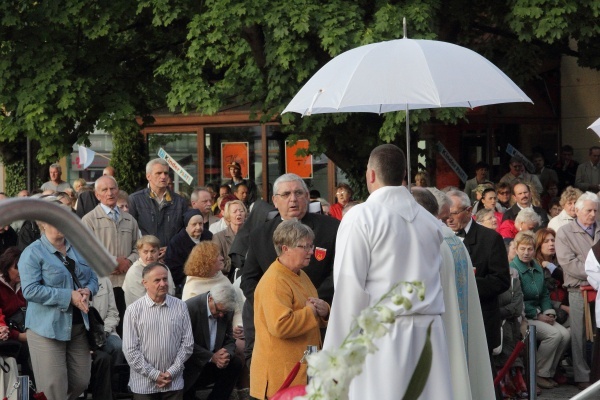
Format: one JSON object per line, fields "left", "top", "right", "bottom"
{"left": 1, "top": 0, "right": 598, "bottom": 187}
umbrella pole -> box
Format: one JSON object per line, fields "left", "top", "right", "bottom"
{"left": 405, "top": 105, "right": 411, "bottom": 191}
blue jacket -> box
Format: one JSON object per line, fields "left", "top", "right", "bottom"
{"left": 19, "top": 235, "right": 99, "bottom": 341}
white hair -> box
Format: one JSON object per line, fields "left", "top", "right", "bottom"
{"left": 273, "top": 173, "right": 309, "bottom": 196}
{"left": 445, "top": 189, "right": 471, "bottom": 208}
{"left": 145, "top": 158, "right": 168, "bottom": 175}
{"left": 515, "top": 207, "right": 542, "bottom": 226}
{"left": 575, "top": 192, "right": 599, "bottom": 211}
{"left": 210, "top": 283, "right": 238, "bottom": 312}
{"left": 426, "top": 187, "right": 452, "bottom": 216}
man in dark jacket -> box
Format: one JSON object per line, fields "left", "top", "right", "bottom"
{"left": 240, "top": 173, "right": 339, "bottom": 368}
{"left": 129, "top": 159, "right": 188, "bottom": 259}
{"left": 446, "top": 189, "right": 510, "bottom": 400}
{"left": 502, "top": 182, "right": 549, "bottom": 228}
{"left": 183, "top": 285, "right": 241, "bottom": 400}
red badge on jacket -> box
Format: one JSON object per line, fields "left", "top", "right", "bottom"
{"left": 314, "top": 247, "right": 326, "bottom": 261}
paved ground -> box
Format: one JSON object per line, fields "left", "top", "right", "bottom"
{"left": 538, "top": 383, "right": 581, "bottom": 399}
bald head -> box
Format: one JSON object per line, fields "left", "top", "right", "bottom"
{"left": 103, "top": 166, "right": 115, "bottom": 177}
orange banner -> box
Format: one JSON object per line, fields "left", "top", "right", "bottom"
{"left": 285, "top": 140, "right": 313, "bottom": 178}
{"left": 221, "top": 142, "right": 249, "bottom": 179}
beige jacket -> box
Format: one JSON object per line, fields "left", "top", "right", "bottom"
{"left": 212, "top": 226, "right": 235, "bottom": 274}
{"left": 82, "top": 204, "right": 140, "bottom": 287}
{"left": 90, "top": 276, "right": 120, "bottom": 335}
{"left": 556, "top": 220, "right": 600, "bottom": 288}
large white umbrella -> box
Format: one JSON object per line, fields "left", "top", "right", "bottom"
{"left": 589, "top": 117, "right": 600, "bottom": 137}
{"left": 282, "top": 30, "right": 533, "bottom": 186}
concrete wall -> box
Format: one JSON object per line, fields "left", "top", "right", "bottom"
{"left": 561, "top": 39, "right": 600, "bottom": 162}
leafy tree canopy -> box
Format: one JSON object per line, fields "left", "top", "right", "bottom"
{"left": 0, "top": 0, "right": 598, "bottom": 184}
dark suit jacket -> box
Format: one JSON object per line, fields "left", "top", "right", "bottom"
{"left": 501, "top": 203, "right": 549, "bottom": 228}
{"left": 229, "top": 199, "right": 277, "bottom": 274}
{"left": 463, "top": 222, "right": 511, "bottom": 350}
{"left": 76, "top": 190, "right": 100, "bottom": 218}
{"left": 240, "top": 212, "right": 339, "bottom": 305}
{"left": 184, "top": 292, "right": 236, "bottom": 371}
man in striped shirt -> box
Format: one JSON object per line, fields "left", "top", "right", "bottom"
{"left": 123, "top": 262, "right": 194, "bottom": 399}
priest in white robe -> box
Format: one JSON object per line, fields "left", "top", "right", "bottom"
{"left": 324, "top": 144, "right": 453, "bottom": 400}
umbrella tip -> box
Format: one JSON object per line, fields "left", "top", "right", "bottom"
{"left": 403, "top": 17, "right": 407, "bottom": 38}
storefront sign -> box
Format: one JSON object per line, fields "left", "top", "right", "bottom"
{"left": 221, "top": 142, "right": 250, "bottom": 180}
{"left": 285, "top": 139, "right": 313, "bottom": 179}
{"left": 505, "top": 144, "right": 535, "bottom": 173}
{"left": 435, "top": 141, "right": 468, "bottom": 183}
{"left": 157, "top": 147, "right": 194, "bottom": 185}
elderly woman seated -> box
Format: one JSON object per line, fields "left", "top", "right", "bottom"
{"left": 250, "top": 220, "right": 329, "bottom": 400}
{"left": 498, "top": 207, "right": 542, "bottom": 239}
{"left": 475, "top": 208, "right": 499, "bottom": 231}
{"left": 511, "top": 231, "right": 570, "bottom": 389}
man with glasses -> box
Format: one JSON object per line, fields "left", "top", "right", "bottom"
{"left": 183, "top": 284, "right": 242, "bottom": 400}
{"left": 240, "top": 173, "right": 339, "bottom": 368}
{"left": 446, "top": 190, "right": 510, "bottom": 399}
{"left": 499, "top": 157, "right": 544, "bottom": 196}
{"left": 575, "top": 146, "right": 600, "bottom": 192}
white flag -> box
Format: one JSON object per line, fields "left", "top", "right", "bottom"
{"left": 78, "top": 145, "right": 96, "bottom": 169}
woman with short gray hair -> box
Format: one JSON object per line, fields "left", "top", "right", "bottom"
{"left": 498, "top": 207, "right": 542, "bottom": 239}
{"left": 250, "top": 220, "right": 328, "bottom": 399}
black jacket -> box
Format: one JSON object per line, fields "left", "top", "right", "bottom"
{"left": 164, "top": 228, "right": 213, "bottom": 286}
{"left": 128, "top": 188, "right": 188, "bottom": 247}
{"left": 463, "top": 222, "right": 511, "bottom": 350}
{"left": 240, "top": 212, "right": 339, "bottom": 305}
{"left": 502, "top": 203, "right": 549, "bottom": 228}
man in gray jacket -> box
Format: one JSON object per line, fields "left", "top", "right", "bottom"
{"left": 129, "top": 159, "right": 188, "bottom": 259}
{"left": 556, "top": 191, "right": 600, "bottom": 390}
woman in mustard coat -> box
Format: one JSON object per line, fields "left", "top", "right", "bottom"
{"left": 250, "top": 220, "right": 329, "bottom": 399}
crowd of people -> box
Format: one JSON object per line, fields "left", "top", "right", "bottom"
{"left": 1, "top": 143, "right": 600, "bottom": 399}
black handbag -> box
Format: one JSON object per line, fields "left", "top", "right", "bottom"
{"left": 7, "top": 307, "right": 26, "bottom": 333}
{"left": 56, "top": 253, "right": 106, "bottom": 351}
{"left": 0, "top": 339, "right": 21, "bottom": 358}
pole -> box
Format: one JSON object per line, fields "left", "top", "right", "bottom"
{"left": 527, "top": 325, "right": 537, "bottom": 400}
{"left": 26, "top": 137, "right": 31, "bottom": 192}
{"left": 406, "top": 104, "right": 411, "bottom": 191}
{"left": 570, "top": 379, "right": 600, "bottom": 399}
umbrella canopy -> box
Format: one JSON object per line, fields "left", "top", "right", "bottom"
{"left": 589, "top": 117, "right": 600, "bottom": 137}
{"left": 283, "top": 38, "right": 532, "bottom": 116}
{"left": 282, "top": 36, "right": 533, "bottom": 187}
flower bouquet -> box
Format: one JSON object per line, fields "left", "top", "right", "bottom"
{"left": 272, "top": 281, "right": 433, "bottom": 400}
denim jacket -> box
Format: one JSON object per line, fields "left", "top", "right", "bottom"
{"left": 19, "top": 235, "right": 99, "bottom": 341}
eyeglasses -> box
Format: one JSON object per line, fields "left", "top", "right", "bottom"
{"left": 498, "top": 191, "right": 510, "bottom": 195}
{"left": 336, "top": 190, "right": 348, "bottom": 195}
{"left": 274, "top": 190, "right": 306, "bottom": 200}
{"left": 296, "top": 243, "right": 315, "bottom": 252}
{"left": 448, "top": 207, "right": 469, "bottom": 216}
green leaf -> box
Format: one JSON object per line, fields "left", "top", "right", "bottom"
{"left": 402, "top": 321, "right": 433, "bottom": 400}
